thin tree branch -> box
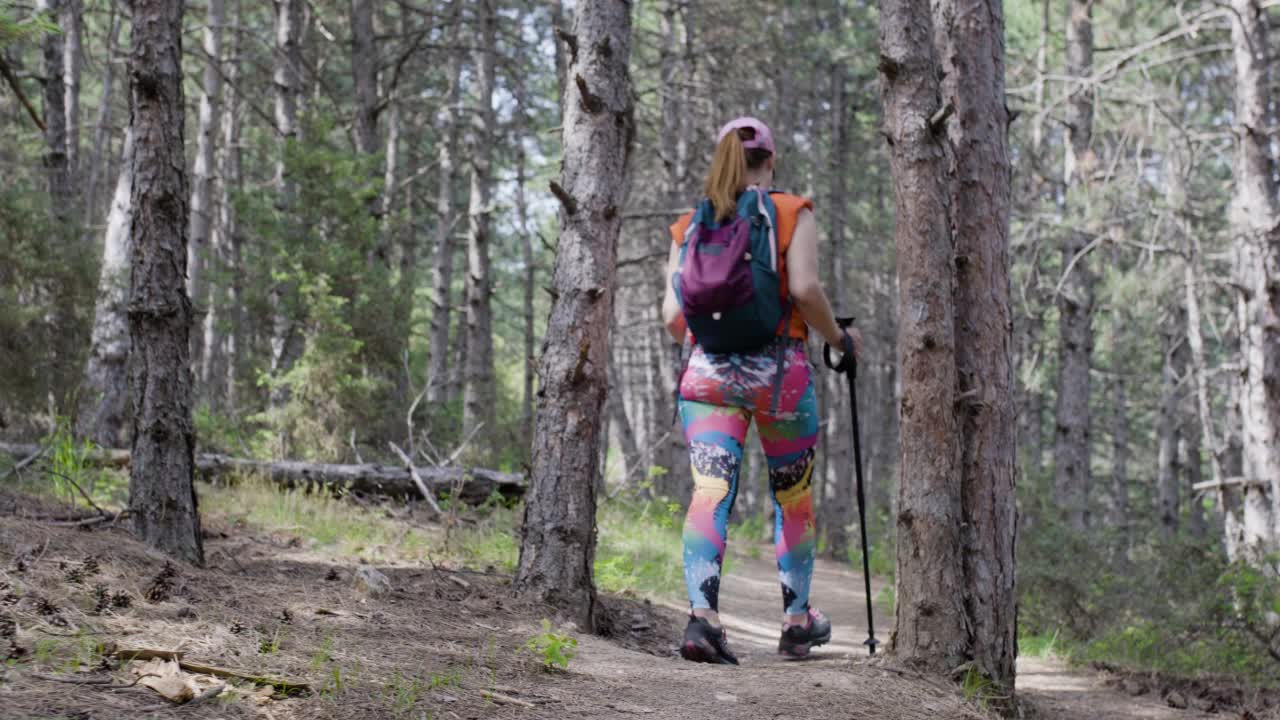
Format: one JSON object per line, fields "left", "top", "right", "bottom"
{"left": 0, "top": 55, "right": 46, "bottom": 132}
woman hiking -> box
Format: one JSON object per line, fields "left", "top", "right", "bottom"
{"left": 662, "top": 117, "right": 862, "bottom": 664}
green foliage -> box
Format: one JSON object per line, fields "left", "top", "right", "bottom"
{"left": 230, "top": 119, "right": 393, "bottom": 461}
{"left": 382, "top": 672, "right": 424, "bottom": 714}
{"left": 199, "top": 473, "right": 517, "bottom": 569}
{"left": 249, "top": 273, "right": 382, "bottom": 461}
{"left": 42, "top": 418, "right": 100, "bottom": 503}
{"left": 1018, "top": 630, "right": 1062, "bottom": 659}
{"left": 259, "top": 625, "right": 284, "bottom": 655}
{"left": 309, "top": 634, "right": 335, "bottom": 671}
{"left": 1020, "top": 511, "right": 1280, "bottom": 685}
{"left": 0, "top": 2, "right": 58, "bottom": 48}
{"left": 523, "top": 619, "right": 577, "bottom": 671}
{"left": 848, "top": 525, "right": 896, "bottom": 581}
{"left": 0, "top": 180, "right": 94, "bottom": 423}
{"left": 15, "top": 420, "right": 127, "bottom": 509}
{"left": 320, "top": 660, "right": 360, "bottom": 699}
{"left": 594, "top": 500, "right": 685, "bottom": 597}
{"left": 959, "top": 665, "right": 1005, "bottom": 712}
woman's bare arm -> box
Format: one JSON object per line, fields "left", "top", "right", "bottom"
{"left": 661, "top": 241, "right": 687, "bottom": 342}
{"left": 786, "top": 209, "right": 861, "bottom": 353}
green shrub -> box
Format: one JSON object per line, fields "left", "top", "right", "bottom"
{"left": 523, "top": 619, "right": 577, "bottom": 671}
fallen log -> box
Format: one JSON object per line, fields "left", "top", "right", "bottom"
{"left": 0, "top": 442, "right": 524, "bottom": 504}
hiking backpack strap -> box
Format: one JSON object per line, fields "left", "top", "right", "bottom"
{"left": 747, "top": 185, "right": 789, "bottom": 414}
{"left": 748, "top": 185, "right": 778, "bottom": 273}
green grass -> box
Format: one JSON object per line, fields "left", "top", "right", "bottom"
{"left": 201, "top": 475, "right": 691, "bottom": 598}
{"left": 7, "top": 419, "right": 129, "bottom": 511}
{"left": 594, "top": 500, "right": 685, "bottom": 597}
{"left": 1076, "top": 622, "right": 1278, "bottom": 684}
{"left": 1018, "top": 630, "right": 1062, "bottom": 659}
{"left": 199, "top": 474, "right": 517, "bottom": 570}
{"left": 1019, "top": 623, "right": 1279, "bottom": 687}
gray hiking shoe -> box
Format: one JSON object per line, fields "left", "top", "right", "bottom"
{"left": 778, "top": 607, "right": 832, "bottom": 659}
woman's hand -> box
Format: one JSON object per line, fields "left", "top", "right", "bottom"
{"left": 845, "top": 325, "right": 863, "bottom": 359}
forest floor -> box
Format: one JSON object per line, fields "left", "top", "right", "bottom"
{"left": 0, "top": 487, "right": 1273, "bottom": 720}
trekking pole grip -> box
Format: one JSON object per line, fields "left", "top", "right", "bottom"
{"left": 822, "top": 317, "right": 857, "bottom": 376}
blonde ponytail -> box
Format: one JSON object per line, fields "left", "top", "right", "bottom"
{"left": 705, "top": 131, "right": 747, "bottom": 222}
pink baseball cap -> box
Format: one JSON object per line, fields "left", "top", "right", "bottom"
{"left": 717, "top": 116, "right": 775, "bottom": 154}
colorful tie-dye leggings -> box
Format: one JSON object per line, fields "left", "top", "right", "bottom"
{"left": 677, "top": 338, "right": 818, "bottom": 615}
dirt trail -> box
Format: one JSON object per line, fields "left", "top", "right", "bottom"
{"left": 0, "top": 490, "right": 1238, "bottom": 720}
{"left": 657, "top": 547, "right": 1217, "bottom": 720}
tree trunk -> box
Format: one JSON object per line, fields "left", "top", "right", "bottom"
{"left": 1185, "top": 417, "right": 1207, "bottom": 539}
{"left": 1228, "top": 0, "right": 1280, "bottom": 559}
{"left": 38, "top": 0, "right": 71, "bottom": 217}
{"left": 210, "top": 0, "right": 244, "bottom": 412}
{"left": 606, "top": 357, "right": 641, "bottom": 484}
{"left": 879, "top": 0, "right": 966, "bottom": 671}
{"left": 820, "top": 0, "right": 854, "bottom": 560}
{"left": 514, "top": 1, "right": 633, "bottom": 630}
{"left": 38, "top": 0, "right": 78, "bottom": 404}
{"left": 350, "top": 0, "right": 378, "bottom": 156}
{"left": 82, "top": 6, "right": 122, "bottom": 232}
{"left": 272, "top": 0, "right": 302, "bottom": 191}
{"left": 934, "top": 0, "right": 1018, "bottom": 692}
{"left": 461, "top": 0, "right": 498, "bottom": 446}
{"left": 1158, "top": 318, "right": 1188, "bottom": 539}
{"left": 189, "top": 0, "right": 224, "bottom": 382}
{"left": 1110, "top": 372, "right": 1131, "bottom": 550}
{"left": 127, "top": 0, "right": 204, "bottom": 565}
{"left": 550, "top": 0, "right": 568, "bottom": 103}
{"left": 425, "top": 0, "right": 464, "bottom": 406}
{"left": 1053, "top": 0, "right": 1097, "bottom": 532}
{"left": 650, "top": 0, "right": 691, "bottom": 501}
{"left": 269, "top": 0, "right": 304, "bottom": 407}
{"left": 515, "top": 75, "right": 536, "bottom": 453}
{"left": 79, "top": 129, "right": 134, "bottom": 448}
{"left": 882, "top": 0, "right": 1017, "bottom": 690}
{"left": 59, "top": 0, "right": 81, "bottom": 178}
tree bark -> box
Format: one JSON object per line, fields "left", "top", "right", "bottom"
{"left": 209, "top": 0, "right": 244, "bottom": 412}
{"left": 882, "top": 0, "right": 1017, "bottom": 690}
{"left": 1053, "top": 0, "right": 1097, "bottom": 532}
{"left": 272, "top": 0, "right": 302, "bottom": 191}
{"left": 350, "top": 0, "right": 378, "bottom": 156}
{"left": 514, "top": 0, "right": 633, "bottom": 630}
{"left": 1157, "top": 321, "right": 1186, "bottom": 539}
{"left": 879, "top": 0, "right": 966, "bottom": 671}
{"left": 934, "top": 0, "right": 1018, "bottom": 691}
{"left": 515, "top": 61, "right": 536, "bottom": 453}
{"left": 269, "top": 0, "right": 305, "bottom": 406}
{"left": 59, "top": 0, "right": 81, "bottom": 178}
{"left": 79, "top": 129, "right": 134, "bottom": 448}
{"left": 650, "top": 0, "right": 692, "bottom": 501}
{"left": 1110, "top": 372, "right": 1131, "bottom": 549}
{"left": 606, "top": 349, "right": 641, "bottom": 483}
{"left": 820, "top": 0, "right": 854, "bottom": 560}
{"left": 127, "top": 0, "right": 204, "bottom": 565}
{"left": 1228, "top": 0, "right": 1280, "bottom": 559}
{"left": 189, "top": 0, "right": 224, "bottom": 381}
{"left": 82, "top": 6, "right": 122, "bottom": 230}
{"left": 38, "top": 0, "right": 71, "bottom": 218}
{"left": 1185, "top": 417, "right": 1207, "bottom": 539}
{"left": 425, "top": 0, "right": 465, "bottom": 407}
{"left": 461, "top": 0, "right": 498, "bottom": 446}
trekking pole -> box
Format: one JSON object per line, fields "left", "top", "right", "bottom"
{"left": 823, "top": 317, "right": 880, "bottom": 655}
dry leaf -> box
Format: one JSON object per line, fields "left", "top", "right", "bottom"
{"left": 131, "top": 658, "right": 225, "bottom": 704}
{"left": 133, "top": 658, "right": 194, "bottom": 703}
